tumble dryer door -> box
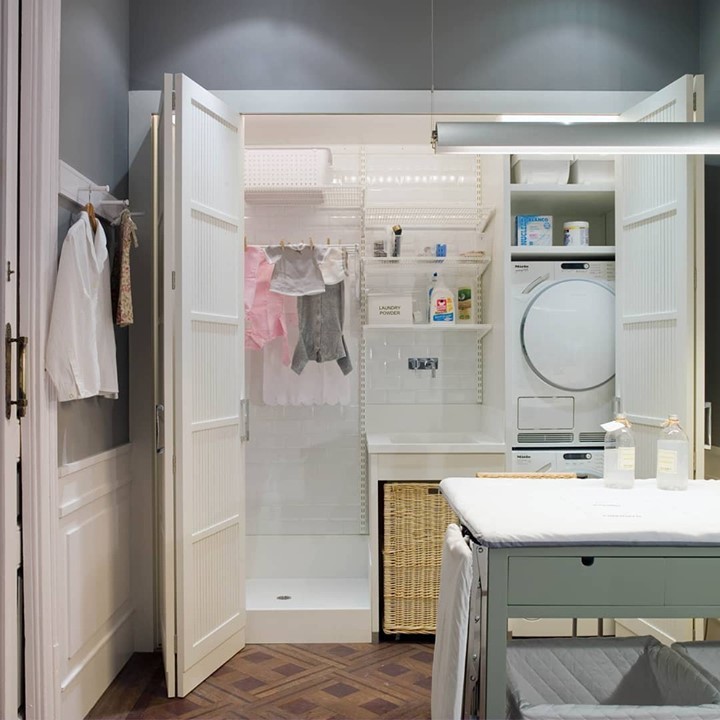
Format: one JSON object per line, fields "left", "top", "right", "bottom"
{"left": 521, "top": 279, "right": 615, "bottom": 392}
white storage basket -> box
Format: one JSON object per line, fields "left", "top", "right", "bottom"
{"left": 570, "top": 155, "right": 615, "bottom": 184}
{"left": 511, "top": 154, "right": 573, "bottom": 184}
{"left": 245, "top": 147, "right": 333, "bottom": 187}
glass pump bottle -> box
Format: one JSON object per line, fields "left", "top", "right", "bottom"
{"left": 603, "top": 414, "right": 635, "bottom": 489}
{"left": 656, "top": 415, "right": 690, "bottom": 491}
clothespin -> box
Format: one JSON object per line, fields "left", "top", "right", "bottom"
{"left": 326, "top": 237, "right": 331, "bottom": 246}
{"left": 280, "top": 239, "right": 286, "bottom": 248}
{"left": 309, "top": 237, "right": 314, "bottom": 248}
{"left": 244, "top": 235, "right": 248, "bottom": 250}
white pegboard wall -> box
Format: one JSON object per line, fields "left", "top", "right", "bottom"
{"left": 245, "top": 147, "right": 333, "bottom": 187}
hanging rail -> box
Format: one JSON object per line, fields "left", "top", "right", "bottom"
{"left": 59, "top": 160, "right": 142, "bottom": 223}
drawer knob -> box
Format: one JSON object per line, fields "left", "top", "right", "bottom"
{"left": 581, "top": 556, "right": 595, "bottom": 567}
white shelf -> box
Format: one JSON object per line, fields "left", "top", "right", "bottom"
{"left": 511, "top": 245, "right": 615, "bottom": 259}
{"left": 362, "top": 255, "right": 491, "bottom": 276}
{"left": 511, "top": 184, "right": 614, "bottom": 216}
{"left": 510, "top": 183, "right": 614, "bottom": 193}
{"left": 363, "top": 323, "right": 492, "bottom": 337}
{"left": 365, "top": 205, "right": 494, "bottom": 232}
{"left": 245, "top": 185, "right": 363, "bottom": 208}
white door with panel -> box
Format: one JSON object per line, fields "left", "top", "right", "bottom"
{"left": 160, "top": 73, "right": 246, "bottom": 697}
{"left": 615, "top": 74, "right": 704, "bottom": 644}
{"left": 616, "top": 74, "right": 704, "bottom": 481}
{"left": 1, "top": 0, "right": 21, "bottom": 713}
{"left": 157, "top": 73, "right": 176, "bottom": 697}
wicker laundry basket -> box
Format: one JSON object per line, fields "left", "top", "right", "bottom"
{"left": 382, "top": 482, "right": 458, "bottom": 635}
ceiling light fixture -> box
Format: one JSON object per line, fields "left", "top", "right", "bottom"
{"left": 433, "top": 121, "right": 720, "bottom": 155}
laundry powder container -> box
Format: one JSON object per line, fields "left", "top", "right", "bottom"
{"left": 506, "top": 636, "right": 720, "bottom": 719}
{"left": 673, "top": 642, "right": 720, "bottom": 691}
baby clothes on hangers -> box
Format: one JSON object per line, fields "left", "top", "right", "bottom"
{"left": 244, "top": 245, "right": 290, "bottom": 364}
{"left": 111, "top": 209, "right": 139, "bottom": 326}
{"left": 264, "top": 243, "right": 325, "bottom": 296}
{"left": 47, "top": 212, "right": 118, "bottom": 401}
{"left": 262, "top": 284, "right": 356, "bottom": 406}
{"left": 291, "top": 280, "right": 352, "bottom": 376}
{"left": 317, "top": 245, "right": 347, "bottom": 286}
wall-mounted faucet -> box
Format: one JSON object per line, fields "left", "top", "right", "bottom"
{"left": 408, "top": 357, "right": 439, "bottom": 378}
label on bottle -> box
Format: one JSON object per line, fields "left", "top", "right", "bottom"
{"left": 657, "top": 449, "right": 678, "bottom": 474}
{"left": 602, "top": 421, "right": 625, "bottom": 433}
{"left": 618, "top": 447, "right": 635, "bottom": 471}
{"left": 431, "top": 296, "right": 454, "bottom": 322}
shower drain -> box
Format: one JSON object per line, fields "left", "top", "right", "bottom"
{"left": 276, "top": 595, "right": 292, "bottom": 600}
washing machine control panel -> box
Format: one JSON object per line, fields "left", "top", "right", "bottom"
{"left": 511, "top": 449, "right": 604, "bottom": 478}
{"left": 556, "top": 261, "right": 615, "bottom": 282}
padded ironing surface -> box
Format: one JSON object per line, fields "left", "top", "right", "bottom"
{"left": 506, "top": 637, "right": 720, "bottom": 719}
{"left": 439, "top": 478, "right": 720, "bottom": 547}
{"left": 672, "top": 643, "right": 720, "bottom": 691}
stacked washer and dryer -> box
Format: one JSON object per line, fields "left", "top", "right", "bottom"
{"left": 508, "top": 259, "right": 616, "bottom": 478}
{"left": 507, "top": 258, "right": 616, "bottom": 637}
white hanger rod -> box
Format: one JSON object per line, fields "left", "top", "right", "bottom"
{"left": 58, "top": 161, "right": 130, "bottom": 222}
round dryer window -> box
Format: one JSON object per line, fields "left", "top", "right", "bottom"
{"left": 521, "top": 279, "right": 615, "bottom": 392}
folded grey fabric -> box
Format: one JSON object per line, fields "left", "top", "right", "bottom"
{"left": 506, "top": 636, "right": 720, "bottom": 719}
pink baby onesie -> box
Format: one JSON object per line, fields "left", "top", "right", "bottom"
{"left": 244, "top": 246, "right": 291, "bottom": 364}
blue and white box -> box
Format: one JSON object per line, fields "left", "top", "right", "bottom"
{"left": 516, "top": 215, "right": 553, "bottom": 246}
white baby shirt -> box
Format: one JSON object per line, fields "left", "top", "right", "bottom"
{"left": 264, "top": 244, "right": 325, "bottom": 296}
{"left": 317, "top": 246, "right": 347, "bottom": 286}
{"left": 46, "top": 213, "right": 118, "bottom": 401}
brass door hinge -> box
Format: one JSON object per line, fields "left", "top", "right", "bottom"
{"left": 6, "top": 324, "right": 28, "bottom": 419}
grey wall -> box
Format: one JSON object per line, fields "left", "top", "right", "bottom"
{"left": 58, "top": 0, "right": 130, "bottom": 464}
{"left": 129, "top": 0, "right": 700, "bottom": 92}
{"left": 435, "top": 0, "right": 700, "bottom": 91}
{"left": 699, "top": 0, "right": 720, "bottom": 123}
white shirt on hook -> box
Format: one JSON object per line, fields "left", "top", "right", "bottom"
{"left": 46, "top": 212, "right": 118, "bottom": 401}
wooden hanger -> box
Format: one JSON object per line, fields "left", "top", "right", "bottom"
{"left": 84, "top": 202, "right": 98, "bottom": 233}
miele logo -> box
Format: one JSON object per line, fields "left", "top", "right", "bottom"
{"left": 516, "top": 454, "right": 531, "bottom": 459}
{"left": 515, "top": 265, "right": 530, "bottom": 269}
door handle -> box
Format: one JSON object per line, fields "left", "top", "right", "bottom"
{"left": 705, "top": 402, "right": 712, "bottom": 450}
{"left": 241, "top": 398, "right": 250, "bottom": 442}
{"left": 155, "top": 404, "right": 165, "bottom": 454}
{"left": 6, "top": 324, "right": 28, "bottom": 420}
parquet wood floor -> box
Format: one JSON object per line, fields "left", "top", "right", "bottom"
{"left": 86, "top": 642, "right": 434, "bottom": 720}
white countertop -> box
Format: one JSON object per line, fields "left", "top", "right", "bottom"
{"left": 366, "top": 432, "right": 505, "bottom": 454}
{"left": 440, "top": 477, "right": 720, "bottom": 547}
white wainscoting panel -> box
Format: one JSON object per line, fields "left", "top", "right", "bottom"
{"left": 58, "top": 444, "right": 134, "bottom": 720}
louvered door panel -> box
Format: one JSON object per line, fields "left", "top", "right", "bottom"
{"left": 174, "top": 74, "right": 245, "bottom": 696}
{"left": 617, "top": 75, "right": 694, "bottom": 479}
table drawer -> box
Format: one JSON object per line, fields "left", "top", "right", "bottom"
{"left": 665, "top": 558, "right": 720, "bottom": 605}
{"left": 507, "top": 556, "right": 666, "bottom": 606}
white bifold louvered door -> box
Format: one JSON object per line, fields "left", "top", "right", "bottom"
{"left": 168, "top": 73, "right": 246, "bottom": 697}
{"left": 158, "top": 73, "right": 176, "bottom": 698}
{"left": 616, "top": 74, "right": 704, "bottom": 479}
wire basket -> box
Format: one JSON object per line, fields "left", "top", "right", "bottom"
{"left": 382, "top": 482, "right": 458, "bottom": 635}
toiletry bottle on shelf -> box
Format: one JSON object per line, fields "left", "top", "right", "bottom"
{"left": 391, "top": 225, "right": 402, "bottom": 257}
{"left": 427, "top": 272, "right": 438, "bottom": 322}
{"left": 430, "top": 274, "right": 455, "bottom": 324}
{"left": 602, "top": 414, "right": 635, "bottom": 489}
{"left": 457, "top": 286, "right": 473, "bottom": 323}
{"left": 656, "top": 415, "right": 689, "bottom": 491}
